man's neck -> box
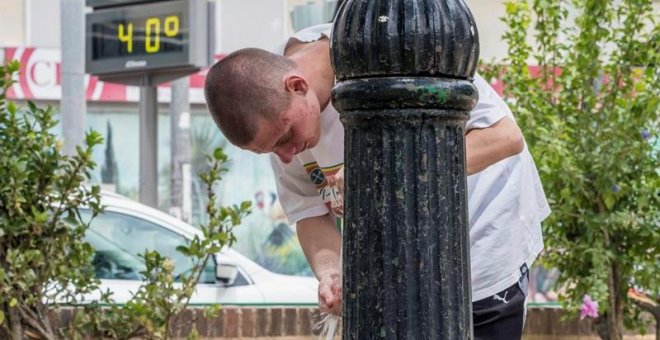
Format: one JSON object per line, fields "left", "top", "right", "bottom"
{"left": 288, "top": 39, "right": 335, "bottom": 112}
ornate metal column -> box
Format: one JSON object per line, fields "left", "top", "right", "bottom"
{"left": 331, "top": 1, "right": 480, "bottom": 339}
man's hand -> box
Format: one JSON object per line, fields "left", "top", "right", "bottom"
{"left": 318, "top": 272, "right": 342, "bottom": 315}
{"left": 326, "top": 166, "right": 345, "bottom": 197}
{"left": 297, "top": 214, "right": 342, "bottom": 314}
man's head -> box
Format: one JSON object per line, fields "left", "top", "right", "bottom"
{"left": 204, "top": 48, "right": 322, "bottom": 163}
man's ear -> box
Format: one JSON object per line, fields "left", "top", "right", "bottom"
{"left": 283, "top": 75, "right": 308, "bottom": 95}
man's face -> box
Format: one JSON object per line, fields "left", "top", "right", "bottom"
{"left": 243, "top": 94, "right": 322, "bottom": 164}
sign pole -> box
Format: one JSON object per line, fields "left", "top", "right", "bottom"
{"left": 170, "top": 77, "right": 191, "bottom": 220}
{"left": 61, "top": 0, "right": 86, "bottom": 157}
{"left": 139, "top": 78, "right": 158, "bottom": 207}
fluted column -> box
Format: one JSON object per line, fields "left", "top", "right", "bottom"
{"left": 331, "top": 1, "right": 480, "bottom": 339}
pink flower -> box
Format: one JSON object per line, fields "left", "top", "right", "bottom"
{"left": 580, "top": 295, "right": 599, "bottom": 320}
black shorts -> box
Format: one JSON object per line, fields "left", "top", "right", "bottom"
{"left": 473, "top": 265, "right": 529, "bottom": 340}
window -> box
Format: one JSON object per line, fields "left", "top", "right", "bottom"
{"left": 83, "top": 210, "right": 216, "bottom": 284}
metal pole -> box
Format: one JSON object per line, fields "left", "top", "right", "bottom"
{"left": 331, "top": 0, "right": 480, "bottom": 338}
{"left": 170, "top": 77, "right": 191, "bottom": 221}
{"left": 61, "top": 0, "right": 86, "bottom": 156}
{"left": 140, "top": 81, "right": 158, "bottom": 207}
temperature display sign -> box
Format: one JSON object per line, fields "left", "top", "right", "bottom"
{"left": 91, "top": 13, "right": 184, "bottom": 59}
{"left": 86, "top": 0, "right": 212, "bottom": 76}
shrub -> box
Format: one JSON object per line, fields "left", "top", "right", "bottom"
{"left": 481, "top": 1, "right": 659, "bottom": 338}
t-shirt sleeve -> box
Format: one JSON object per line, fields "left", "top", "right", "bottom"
{"left": 275, "top": 23, "right": 333, "bottom": 55}
{"left": 270, "top": 154, "right": 329, "bottom": 224}
{"left": 466, "top": 74, "right": 512, "bottom": 131}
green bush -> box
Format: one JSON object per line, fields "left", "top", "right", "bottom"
{"left": 481, "top": 1, "right": 659, "bottom": 339}
{"left": 70, "top": 147, "right": 251, "bottom": 340}
{"left": 0, "top": 62, "right": 251, "bottom": 339}
{"left": 0, "top": 60, "right": 104, "bottom": 339}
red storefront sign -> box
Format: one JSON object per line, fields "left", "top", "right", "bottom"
{"left": 2, "top": 47, "right": 224, "bottom": 104}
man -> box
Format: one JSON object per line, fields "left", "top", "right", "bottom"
{"left": 204, "top": 24, "right": 550, "bottom": 339}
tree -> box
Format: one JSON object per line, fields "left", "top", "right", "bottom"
{"left": 481, "top": 1, "right": 659, "bottom": 339}
{"left": 101, "top": 120, "right": 118, "bottom": 187}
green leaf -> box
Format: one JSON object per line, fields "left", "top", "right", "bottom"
{"left": 7, "top": 101, "right": 16, "bottom": 114}
{"left": 240, "top": 200, "right": 252, "bottom": 211}
{"left": 603, "top": 193, "right": 617, "bottom": 210}
{"left": 0, "top": 310, "right": 4, "bottom": 325}
{"left": 9, "top": 298, "right": 17, "bottom": 307}
{"left": 213, "top": 148, "right": 227, "bottom": 161}
{"left": 176, "top": 245, "right": 191, "bottom": 256}
{"left": 207, "top": 245, "right": 222, "bottom": 254}
{"left": 32, "top": 206, "right": 48, "bottom": 223}
{"left": 85, "top": 129, "right": 104, "bottom": 146}
{"left": 8, "top": 60, "right": 20, "bottom": 72}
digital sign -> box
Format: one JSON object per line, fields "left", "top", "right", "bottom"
{"left": 86, "top": 0, "right": 212, "bottom": 77}
{"left": 91, "top": 13, "right": 184, "bottom": 59}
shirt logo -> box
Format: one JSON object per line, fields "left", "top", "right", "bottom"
{"left": 303, "top": 161, "right": 344, "bottom": 218}
{"left": 309, "top": 168, "right": 325, "bottom": 186}
{"left": 493, "top": 291, "right": 510, "bottom": 304}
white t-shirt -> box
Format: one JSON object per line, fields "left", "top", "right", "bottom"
{"left": 271, "top": 24, "right": 551, "bottom": 302}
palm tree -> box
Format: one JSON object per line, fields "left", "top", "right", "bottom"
{"left": 101, "top": 121, "right": 118, "bottom": 188}
{"left": 189, "top": 125, "right": 229, "bottom": 225}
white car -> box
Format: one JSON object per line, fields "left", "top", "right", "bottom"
{"left": 82, "top": 191, "right": 318, "bottom": 306}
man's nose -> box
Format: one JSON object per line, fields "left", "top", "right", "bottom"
{"left": 274, "top": 145, "right": 295, "bottom": 164}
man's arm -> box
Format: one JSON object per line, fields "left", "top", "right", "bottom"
{"left": 297, "top": 214, "right": 342, "bottom": 314}
{"left": 466, "top": 116, "right": 524, "bottom": 175}
{"left": 327, "top": 117, "right": 524, "bottom": 189}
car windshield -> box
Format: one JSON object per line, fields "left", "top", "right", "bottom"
{"left": 85, "top": 225, "right": 146, "bottom": 280}
{"left": 80, "top": 208, "right": 216, "bottom": 283}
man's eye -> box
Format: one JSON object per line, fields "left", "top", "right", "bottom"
{"left": 275, "top": 131, "right": 292, "bottom": 149}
